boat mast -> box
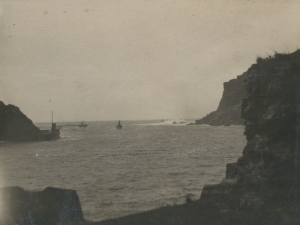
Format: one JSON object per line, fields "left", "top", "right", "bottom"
{"left": 52, "top": 111, "right": 53, "bottom": 124}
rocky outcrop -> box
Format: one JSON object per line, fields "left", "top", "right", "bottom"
{"left": 195, "top": 72, "right": 249, "bottom": 126}
{"left": 227, "top": 50, "right": 300, "bottom": 181}
{"left": 0, "top": 186, "right": 84, "bottom": 225}
{"left": 198, "top": 50, "right": 300, "bottom": 224}
{"left": 0, "top": 101, "right": 42, "bottom": 141}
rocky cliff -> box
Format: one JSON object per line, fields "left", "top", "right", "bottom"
{"left": 197, "top": 50, "right": 300, "bottom": 224}
{"left": 195, "top": 72, "right": 249, "bottom": 126}
{"left": 0, "top": 101, "right": 42, "bottom": 141}
{"left": 226, "top": 51, "right": 300, "bottom": 182}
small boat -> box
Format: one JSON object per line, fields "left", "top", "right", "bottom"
{"left": 79, "top": 121, "right": 88, "bottom": 127}
{"left": 116, "top": 121, "right": 122, "bottom": 129}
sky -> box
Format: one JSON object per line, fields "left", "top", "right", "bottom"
{"left": 1, "top": 0, "right": 300, "bottom": 122}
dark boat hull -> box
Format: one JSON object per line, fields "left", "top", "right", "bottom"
{"left": 39, "top": 129, "right": 60, "bottom": 141}
{"left": 37, "top": 118, "right": 61, "bottom": 141}
{"left": 45, "top": 132, "right": 60, "bottom": 141}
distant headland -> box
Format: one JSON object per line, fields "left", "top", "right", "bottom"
{"left": 195, "top": 72, "right": 248, "bottom": 126}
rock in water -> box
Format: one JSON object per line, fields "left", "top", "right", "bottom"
{"left": 0, "top": 186, "right": 84, "bottom": 225}
{"left": 0, "top": 101, "right": 42, "bottom": 141}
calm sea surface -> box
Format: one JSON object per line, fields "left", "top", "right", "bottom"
{"left": 0, "top": 120, "right": 246, "bottom": 221}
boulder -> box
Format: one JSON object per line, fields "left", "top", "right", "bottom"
{"left": 0, "top": 186, "right": 84, "bottom": 225}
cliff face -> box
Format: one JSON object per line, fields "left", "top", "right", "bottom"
{"left": 195, "top": 72, "right": 249, "bottom": 126}
{"left": 0, "top": 101, "right": 42, "bottom": 141}
{"left": 199, "top": 50, "right": 300, "bottom": 224}
{"left": 227, "top": 50, "right": 300, "bottom": 182}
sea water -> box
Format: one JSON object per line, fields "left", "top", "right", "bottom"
{"left": 0, "top": 120, "right": 246, "bottom": 221}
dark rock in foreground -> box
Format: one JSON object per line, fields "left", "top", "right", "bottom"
{"left": 195, "top": 72, "right": 249, "bottom": 126}
{"left": 0, "top": 101, "right": 42, "bottom": 141}
{"left": 0, "top": 186, "right": 84, "bottom": 225}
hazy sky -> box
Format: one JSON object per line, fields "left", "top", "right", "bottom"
{"left": 1, "top": 0, "right": 300, "bottom": 122}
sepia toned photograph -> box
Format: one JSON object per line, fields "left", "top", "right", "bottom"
{"left": 0, "top": 0, "right": 300, "bottom": 224}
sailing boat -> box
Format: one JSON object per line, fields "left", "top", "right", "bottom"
{"left": 116, "top": 121, "right": 122, "bottom": 129}
{"left": 79, "top": 121, "right": 88, "bottom": 127}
